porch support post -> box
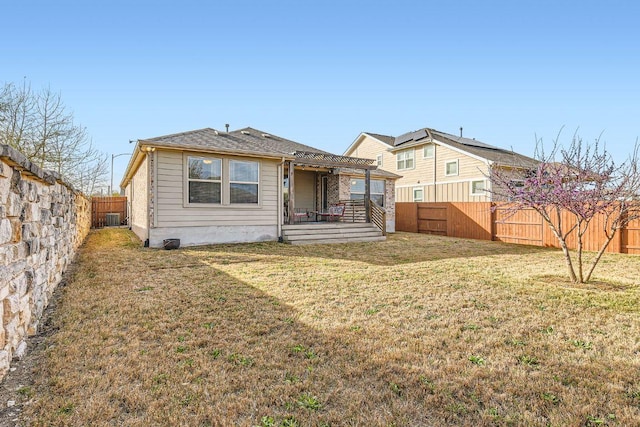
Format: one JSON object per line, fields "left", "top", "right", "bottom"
{"left": 364, "top": 168, "right": 371, "bottom": 223}
{"left": 288, "top": 161, "right": 295, "bottom": 225}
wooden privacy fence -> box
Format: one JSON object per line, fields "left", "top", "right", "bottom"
{"left": 396, "top": 202, "right": 640, "bottom": 255}
{"left": 91, "top": 196, "right": 127, "bottom": 228}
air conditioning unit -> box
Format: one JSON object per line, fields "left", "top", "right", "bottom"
{"left": 105, "top": 213, "right": 120, "bottom": 227}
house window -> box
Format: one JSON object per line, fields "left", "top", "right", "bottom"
{"left": 230, "top": 160, "right": 259, "bottom": 204}
{"left": 423, "top": 144, "right": 434, "bottom": 158}
{"left": 413, "top": 187, "right": 424, "bottom": 202}
{"left": 376, "top": 154, "right": 383, "bottom": 167}
{"left": 188, "top": 156, "right": 222, "bottom": 203}
{"left": 445, "top": 160, "right": 459, "bottom": 176}
{"left": 471, "top": 180, "right": 486, "bottom": 196}
{"left": 350, "top": 178, "right": 385, "bottom": 206}
{"left": 396, "top": 149, "right": 414, "bottom": 170}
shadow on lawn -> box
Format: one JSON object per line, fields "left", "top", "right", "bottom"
{"left": 26, "top": 228, "right": 640, "bottom": 426}
{"left": 196, "top": 231, "right": 552, "bottom": 267}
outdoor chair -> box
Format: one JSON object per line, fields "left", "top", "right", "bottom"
{"left": 316, "top": 203, "right": 345, "bottom": 222}
{"left": 292, "top": 208, "right": 311, "bottom": 222}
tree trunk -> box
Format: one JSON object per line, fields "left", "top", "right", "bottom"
{"left": 585, "top": 231, "right": 617, "bottom": 283}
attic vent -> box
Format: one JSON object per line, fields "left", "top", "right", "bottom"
{"left": 241, "top": 130, "right": 250, "bottom": 135}
{"left": 261, "top": 133, "right": 271, "bottom": 138}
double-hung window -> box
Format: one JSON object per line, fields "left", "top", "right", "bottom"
{"left": 396, "top": 149, "right": 414, "bottom": 170}
{"left": 188, "top": 156, "right": 222, "bottom": 203}
{"left": 350, "top": 178, "right": 385, "bottom": 206}
{"left": 230, "top": 160, "right": 259, "bottom": 204}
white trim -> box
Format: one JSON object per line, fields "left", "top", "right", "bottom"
{"left": 343, "top": 132, "right": 394, "bottom": 156}
{"left": 376, "top": 153, "right": 383, "bottom": 167}
{"left": 396, "top": 177, "right": 487, "bottom": 188}
{"left": 422, "top": 143, "right": 435, "bottom": 159}
{"left": 412, "top": 186, "right": 424, "bottom": 202}
{"left": 396, "top": 148, "right": 415, "bottom": 171}
{"left": 470, "top": 179, "right": 487, "bottom": 196}
{"left": 445, "top": 159, "right": 459, "bottom": 176}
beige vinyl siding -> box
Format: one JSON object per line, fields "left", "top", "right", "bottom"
{"left": 155, "top": 150, "right": 279, "bottom": 227}
{"left": 393, "top": 142, "right": 490, "bottom": 202}
{"left": 294, "top": 170, "right": 316, "bottom": 211}
{"left": 128, "top": 155, "right": 149, "bottom": 236}
{"left": 345, "top": 135, "right": 394, "bottom": 173}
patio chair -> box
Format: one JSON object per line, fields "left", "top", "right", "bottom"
{"left": 292, "top": 208, "right": 311, "bottom": 222}
{"left": 316, "top": 203, "right": 345, "bottom": 222}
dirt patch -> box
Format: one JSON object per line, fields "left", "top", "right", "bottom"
{"left": 0, "top": 278, "right": 66, "bottom": 427}
{"left": 534, "top": 274, "right": 631, "bottom": 291}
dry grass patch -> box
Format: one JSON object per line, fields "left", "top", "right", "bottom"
{"left": 21, "top": 229, "right": 640, "bottom": 426}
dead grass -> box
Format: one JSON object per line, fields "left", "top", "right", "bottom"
{"left": 21, "top": 229, "right": 640, "bottom": 426}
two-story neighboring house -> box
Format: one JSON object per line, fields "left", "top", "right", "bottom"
{"left": 344, "top": 127, "right": 537, "bottom": 202}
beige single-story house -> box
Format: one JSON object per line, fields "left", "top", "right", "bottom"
{"left": 344, "top": 127, "right": 537, "bottom": 202}
{"left": 120, "top": 127, "right": 400, "bottom": 247}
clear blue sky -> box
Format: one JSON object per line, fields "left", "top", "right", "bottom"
{"left": 3, "top": 0, "right": 639, "bottom": 186}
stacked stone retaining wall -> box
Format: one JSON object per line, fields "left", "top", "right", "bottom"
{"left": 0, "top": 145, "right": 90, "bottom": 379}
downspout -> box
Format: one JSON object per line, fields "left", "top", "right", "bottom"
{"left": 432, "top": 143, "right": 437, "bottom": 202}
{"left": 277, "top": 157, "right": 285, "bottom": 240}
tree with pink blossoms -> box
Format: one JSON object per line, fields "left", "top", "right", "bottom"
{"left": 490, "top": 133, "right": 640, "bottom": 283}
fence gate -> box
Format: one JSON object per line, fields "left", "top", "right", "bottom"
{"left": 91, "top": 196, "right": 127, "bottom": 228}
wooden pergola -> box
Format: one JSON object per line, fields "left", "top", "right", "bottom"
{"left": 286, "top": 151, "right": 377, "bottom": 225}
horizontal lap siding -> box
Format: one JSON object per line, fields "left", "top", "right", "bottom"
{"left": 155, "top": 150, "right": 279, "bottom": 228}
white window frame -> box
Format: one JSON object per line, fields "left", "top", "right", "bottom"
{"left": 229, "top": 159, "right": 259, "bottom": 204}
{"left": 445, "top": 159, "right": 459, "bottom": 176}
{"left": 186, "top": 155, "right": 222, "bottom": 205}
{"left": 376, "top": 154, "right": 383, "bottom": 167}
{"left": 396, "top": 149, "right": 415, "bottom": 171}
{"left": 413, "top": 187, "right": 424, "bottom": 202}
{"left": 470, "top": 180, "right": 486, "bottom": 196}
{"left": 423, "top": 143, "right": 434, "bottom": 159}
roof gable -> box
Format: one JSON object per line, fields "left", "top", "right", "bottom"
{"left": 142, "top": 127, "right": 329, "bottom": 158}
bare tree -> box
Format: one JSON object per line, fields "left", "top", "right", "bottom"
{"left": 491, "top": 133, "right": 640, "bottom": 283}
{"left": 0, "top": 81, "right": 108, "bottom": 195}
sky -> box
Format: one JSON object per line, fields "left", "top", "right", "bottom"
{"left": 3, "top": 0, "right": 640, "bottom": 189}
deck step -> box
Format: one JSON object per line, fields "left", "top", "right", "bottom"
{"left": 281, "top": 222, "right": 385, "bottom": 245}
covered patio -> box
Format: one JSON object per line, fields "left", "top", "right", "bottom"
{"left": 280, "top": 151, "right": 398, "bottom": 244}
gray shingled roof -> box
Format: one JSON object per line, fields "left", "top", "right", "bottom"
{"left": 364, "top": 132, "right": 395, "bottom": 147}
{"left": 374, "top": 127, "right": 537, "bottom": 168}
{"left": 430, "top": 130, "right": 538, "bottom": 168}
{"left": 142, "top": 127, "right": 329, "bottom": 158}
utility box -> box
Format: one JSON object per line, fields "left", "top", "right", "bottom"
{"left": 105, "top": 213, "right": 120, "bottom": 227}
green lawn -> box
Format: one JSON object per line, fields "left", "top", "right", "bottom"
{"left": 22, "top": 228, "right": 640, "bottom": 426}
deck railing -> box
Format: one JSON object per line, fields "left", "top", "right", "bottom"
{"left": 338, "top": 199, "right": 366, "bottom": 223}
{"left": 370, "top": 201, "right": 387, "bottom": 235}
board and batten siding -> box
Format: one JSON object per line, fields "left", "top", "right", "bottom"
{"left": 126, "top": 154, "right": 149, "bottom": 240}
{"left": 154, "top": 150, "right": 280, "bottom": 228}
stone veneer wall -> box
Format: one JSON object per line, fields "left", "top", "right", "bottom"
{"left": 0, "top": 145, "right": 90, "bottom": 379}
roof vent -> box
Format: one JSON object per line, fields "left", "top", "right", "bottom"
{"left": 214, "top": 130, "right": 219, "bottom": 135}
{"left": 241, "top": 130, "right": 250, "bottom": 135}
{"left": 261, "top": 133, "right": 271, "bottom": 138}
{"left": 225, "top": 124, "right": 229, "bottom": 132}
